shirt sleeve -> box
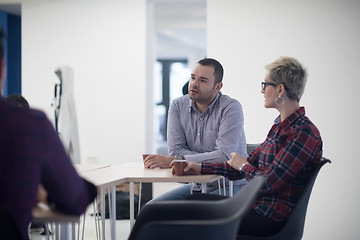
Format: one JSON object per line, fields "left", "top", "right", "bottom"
{"left": 39, "top": 115, "right": 97, "bottom": 214}
{"left": 167, "top": 100, "right": 191, "bottom": 155}
{"left": 168, "top": 99, "right": 247, "bottom": 163}
{"left": 243, "top": 126, "right": 321, "bottom": 195}
{"left": 201, "top": 162, "right": 244, "bottom": 180}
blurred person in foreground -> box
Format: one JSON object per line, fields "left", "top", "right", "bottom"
{"left": 0, "top": 28, "right": 97, "bottom": 240}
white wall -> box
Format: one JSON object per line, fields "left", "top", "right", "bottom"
{"left": 2, "top": 0, "right": 359, "bottom": 237}
{"left": 21, "top": 0, "right": 149, "bottom": 165}
{"left": 208, "top": 0, "right": 360, "bottom": 239}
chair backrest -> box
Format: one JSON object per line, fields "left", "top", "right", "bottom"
{"left": 133, "top": 176, "right": 266, "bottom": 240}
{"left": 247, "top": 143, "right": 261, "bottom": 155}
{"left": 237, "top": 157, "right": 331, "bottom": 240}
{"left": 0, "top": 205, "right": 22, "bottom": 240}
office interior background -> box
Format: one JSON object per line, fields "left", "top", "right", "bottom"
{"left": 0, "top": 0, "right": 359, "bottom": 239}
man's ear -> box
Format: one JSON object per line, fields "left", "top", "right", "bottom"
{"left": 215, "top": 82, "right": 223, "bottom": 91}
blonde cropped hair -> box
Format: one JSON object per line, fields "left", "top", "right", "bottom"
{"left": 265, "top": 56, "right": 307, "bottom": 102}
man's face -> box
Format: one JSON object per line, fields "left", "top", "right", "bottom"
{"left": 188, "top": 63, "right": 221, "bottom": 107}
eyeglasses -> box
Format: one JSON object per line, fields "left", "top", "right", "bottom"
{"left": 261, "top": 82, "right": 277, "bottom": 91}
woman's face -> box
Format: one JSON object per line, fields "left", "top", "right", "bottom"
{"left": 261, "top": 72, "right": 278, "bottom": 109}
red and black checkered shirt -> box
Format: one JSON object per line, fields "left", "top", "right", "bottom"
{"left": 202, "top": 107, "right": 322, "bottom": 222}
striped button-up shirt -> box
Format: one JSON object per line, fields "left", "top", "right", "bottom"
{"left": 167, "top": 92, "right": 248, "bottom": 189}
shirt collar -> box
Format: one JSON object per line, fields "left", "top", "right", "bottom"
{"left": 274, "top": 107, "right": 306, "bottom": 128}
{"left": 189, "top": 92, "right": 222, "bottom": 113}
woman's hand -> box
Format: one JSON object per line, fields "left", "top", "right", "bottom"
{"left": 228, "top": 152, "right": 248, "bottom": 171}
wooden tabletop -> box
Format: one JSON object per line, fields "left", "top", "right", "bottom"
{"left": 79, "top": 162, "right": 222, "bottom": 188}
{"left": 73, "top": 163, "right": 110, "bottom": 173}
{"left": 32, "top": 203, "right": 80, "bottom": 224}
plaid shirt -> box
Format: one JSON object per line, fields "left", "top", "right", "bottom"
{"left": 202, "top": 107, "right": 322, "bottom": 222}
{"left": 0, "top": 99, "right": 97, "bottom": 240}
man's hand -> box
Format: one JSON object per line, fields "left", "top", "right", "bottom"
{"left": 182, "top": 162, "right": 201, "bottom": 175}
{"left": 143, "top": 154, "right": 173, "bottom": 169}
{"left": 36, "top": 185, "right": 48, "bottom": 204}
{"left": 228, "top": 152, "right": 248, "bottom": 171}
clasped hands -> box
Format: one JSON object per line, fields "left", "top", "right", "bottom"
{"left": 179, "top": 152, "right": 248, "bottom": 175}
{"left": 143, "top": 153, "right": 248, "bottom": 174}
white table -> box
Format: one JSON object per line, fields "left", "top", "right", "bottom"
{"left": 115, "top": 162, "right": 223, "bottom": 228}
{"left": 78, "top": 165, "right": 127, "bottom": 240}
{"left": 79, "top": 162, "right": 223, "bottom": 239}
{"left": 32, "top": 203, "right": 80, "bottom": 240}
{"left": 73, "top": 163, "right": 110, "bottom": 173}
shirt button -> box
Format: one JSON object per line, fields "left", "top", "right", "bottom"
{"left": 197, "top": 133, "right": 200, "bottom": 136}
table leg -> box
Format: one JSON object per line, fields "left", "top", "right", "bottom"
{"left": 138, "top": 183, "right": 142, "bottom": 214}
{"left": 218, "top": 179, "right": 221, "bottom": 195}
{"left": 44, "top": 223, "right": 50, "bottom": 240}
{"left": 93, "top": 202, "right": 100, "bottom": 240}
{"left": 56, "top": 224, "right": 60, "bottom": 240}
{"left": 130, "top": 182, "right": 135, "bottom": 229}
{"left": 111, "top": 186, "right": 116, "bottom": 240}
{"left": 60, "top": 223, "right": 67, "bottom": 240}
{"left": 100, "top": 189, "right": 105, "bottom": 240}
{"left": 71, "top": 222, "right": 76, "bottom": 240}
{"left": 201, "top": 183, "right": 207, "bottom": 193}
{"left": 80, "top": 213, "right": 86, "bottom": 240}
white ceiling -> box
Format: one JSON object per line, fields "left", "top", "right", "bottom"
{"left": 0, "top": 0, "right": 206, "bottom": 59}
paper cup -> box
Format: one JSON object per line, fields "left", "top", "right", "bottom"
{"left": 173, "top": 159, "right": 186, "bottom": 176}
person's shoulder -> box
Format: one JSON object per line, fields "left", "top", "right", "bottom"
{"left": 2, "top": 100, "right": 48, "bottom": 123}
{"left": 27, "top": 108, "right": 48, "bottom": 121}
{"left": 0, "top": 101, "right": 51, "bottom": 137}
{"left": 293, "top": 114, "right": 321, "bottom": 138}
{"left": 218, "top": 92, "right": 240, "bottom": 102}
{"left": 172, "top": 94, "right": 190, "bottom": 105}
{"left": 218, "top": 93, "right": 242, "bottom": 108}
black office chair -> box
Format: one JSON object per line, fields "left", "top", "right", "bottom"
{"left": 247, "top": 143, "right": 261, "bottom": 155}
{"left": 0, "top": 205, "right": 22, "bottom": 240}
{"left": 128, "top": 176, "right": 266, "bottom": 240}
{"left": 237, "top": 157, "right": 331, "bottom": 240}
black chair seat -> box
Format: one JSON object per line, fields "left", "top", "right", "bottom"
{"left": 0, "top": 205, "right": 22, "bottom": 240}
{"left": 237, "top": 157, "right": 331, "bottom": 240}
{"left": 129, "top": 176, "right": 266, "bottom": 240}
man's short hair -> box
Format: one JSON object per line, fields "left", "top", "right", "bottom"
{"left": 5, "top": 94, "right": 30, "bottom": 109}
{"left": 197, "top": 58, "right": 224, "bottom": 85}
